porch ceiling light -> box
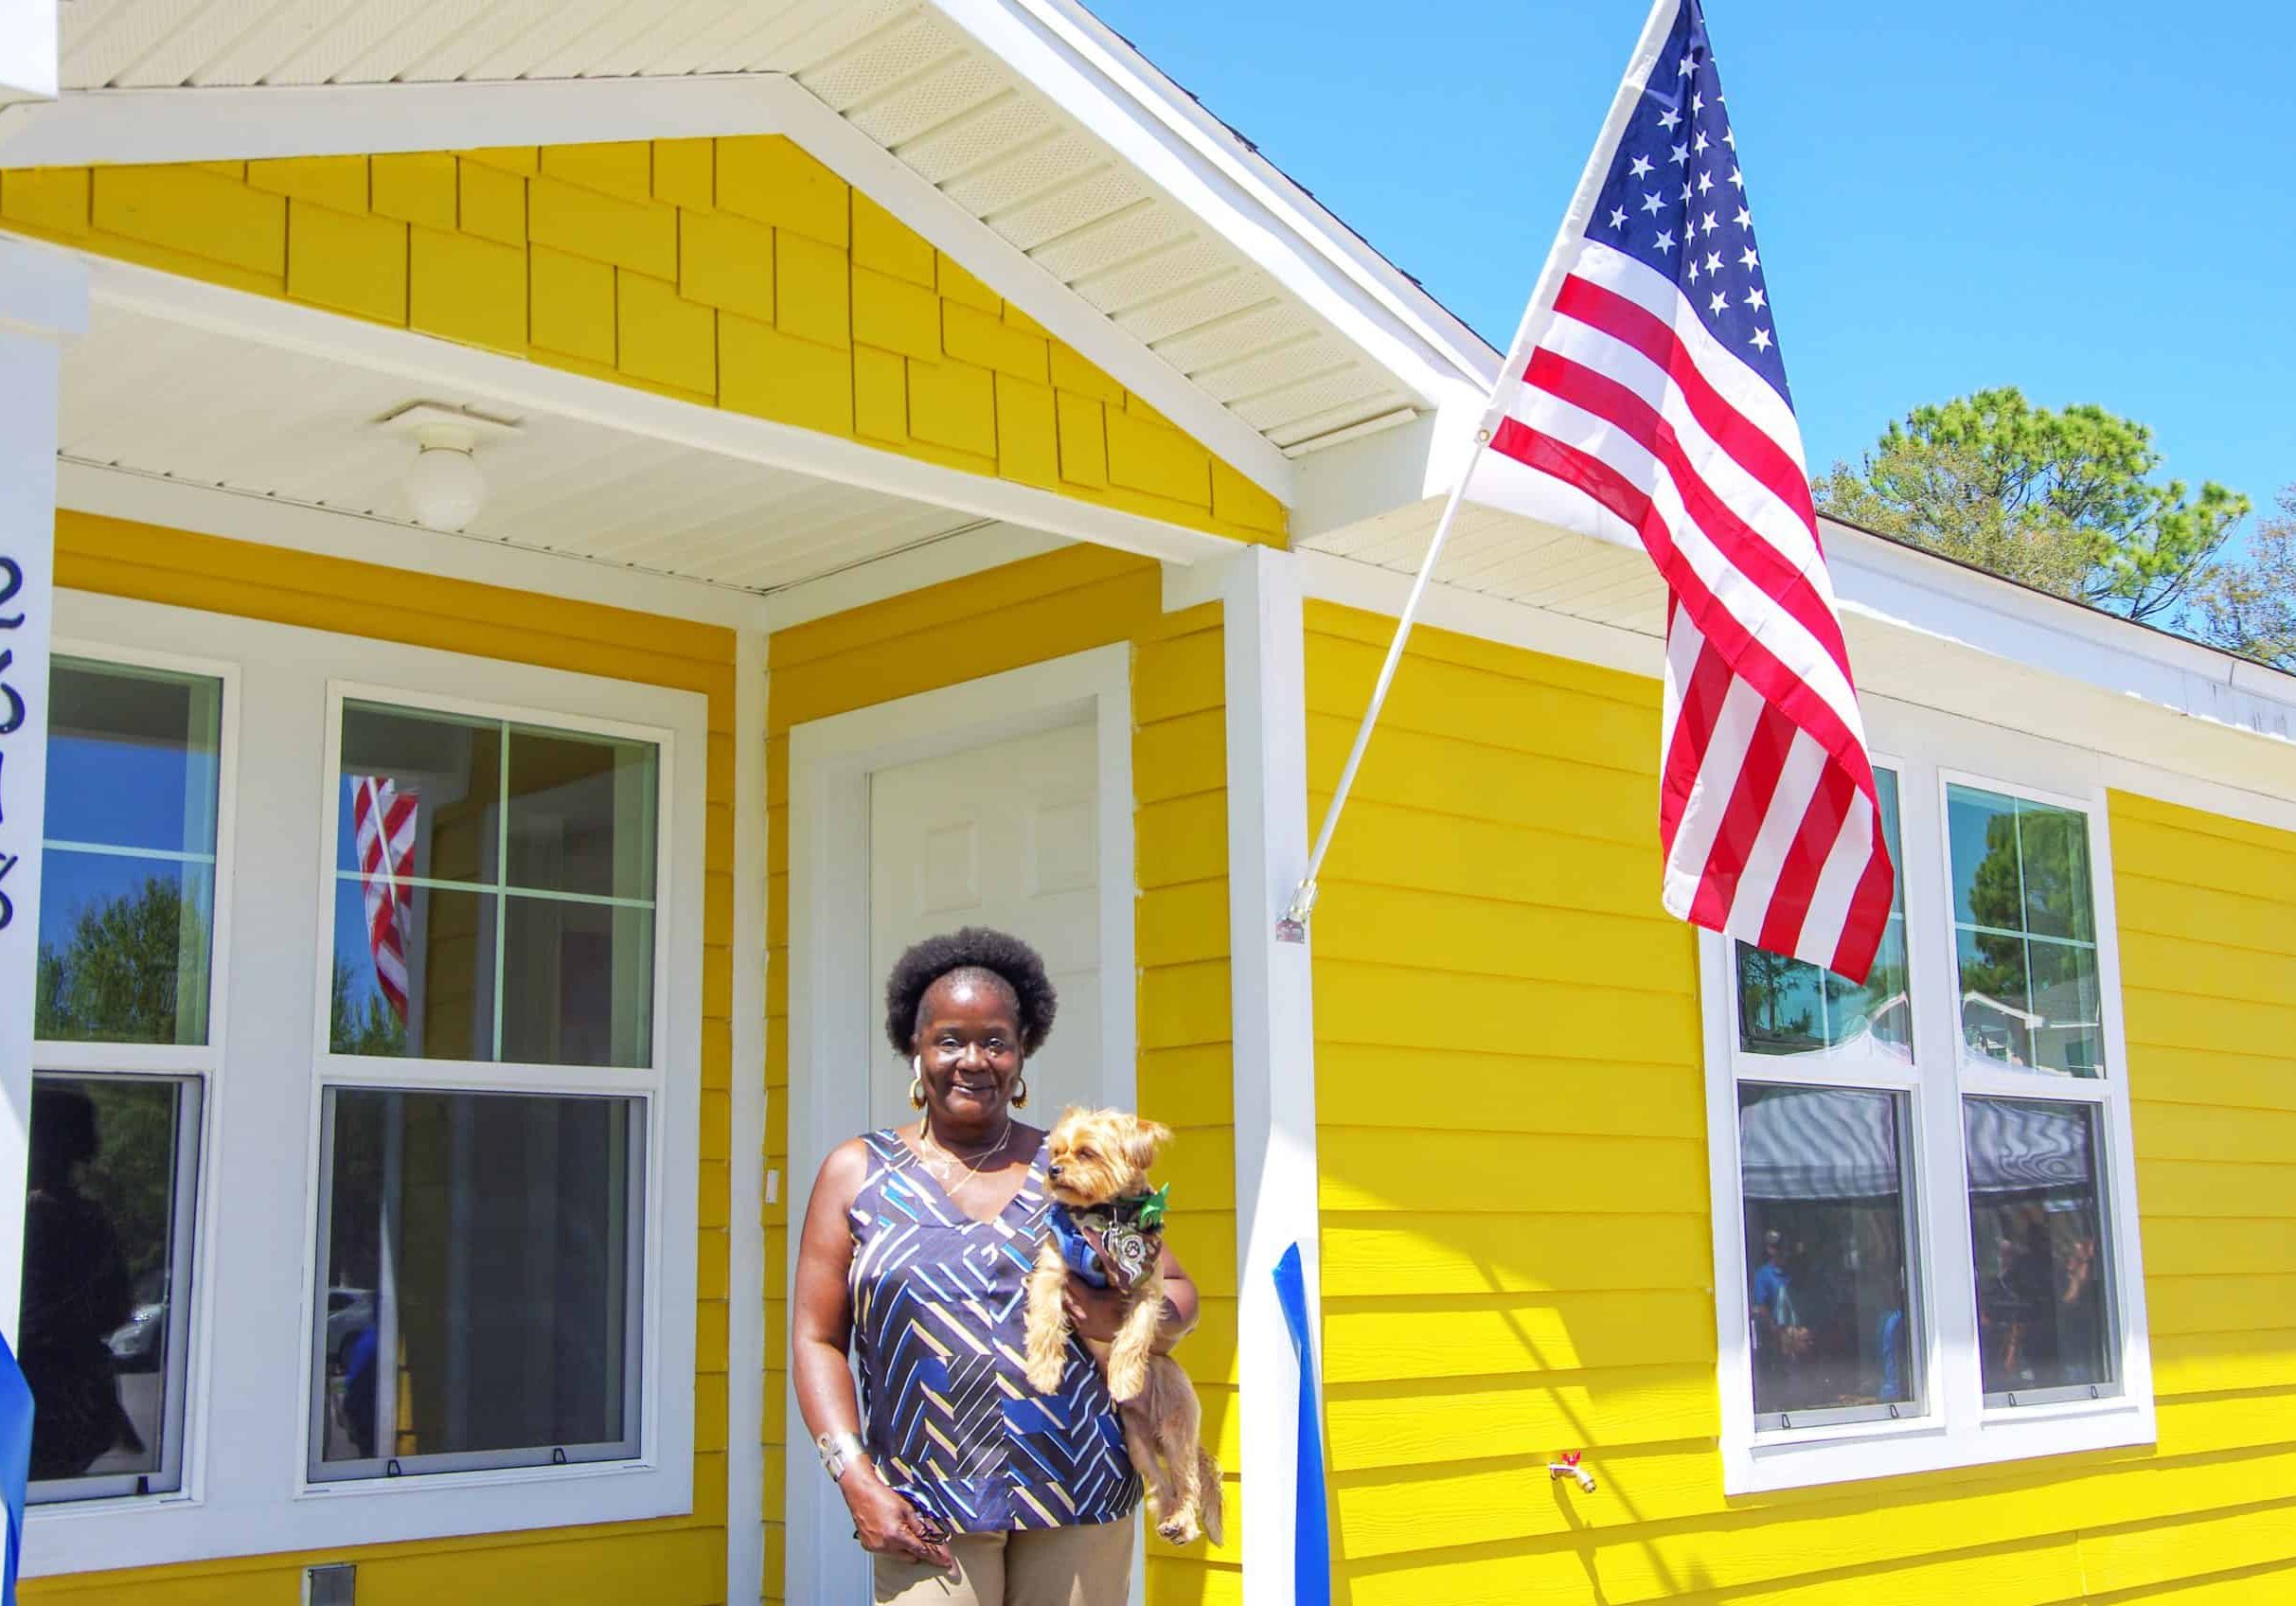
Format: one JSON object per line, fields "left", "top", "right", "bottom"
{"left": 378, "top": 402, "right": 521, "bottom": 531}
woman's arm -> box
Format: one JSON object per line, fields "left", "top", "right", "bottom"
{"left": 1065, "top": 1237, "right": 1201, "bottom": 1355}
{"left": 792, "top": 1140, "right": 953, "bottom": 1571}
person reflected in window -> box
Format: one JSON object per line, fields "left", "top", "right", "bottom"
{"left": 21, "top": 1088, "right": 142, "bottom": 1480}
{"left": 1750, "top": 1228, "right": 1811, "bottom": 1408}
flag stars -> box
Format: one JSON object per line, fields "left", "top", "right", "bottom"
{"left": 1608, "top": 205, "right": 1628, "bottom": 230}
{"left": 1735, "top": 205, "right": 1753, "bottom": 229}
{"left": 1700, "top": 210, "right": 1718, "bottom": 235}
{"left": 1670, "top": 141, "right": 1689, "bottom": 166}
{"left": 1694, "top": 130, "right": 1710, "bottom": 154}
{"left": 1750, "top": 327, "right": 1773, "bottom": 352}
{"left": 1642, "top": 189, "right": 1666, "bottom": 215}
{"left": 1729, "top": 166, "right": 1745, "bottom": 189}
{"left": 1629, "top": 153, "right": 1654, "bottom": 179}
{"left": 1690, "top": 91, "right": 1704, "bottom": 116}
{"left": 1724, "top": 125, "right": 1736, "bottom": 149}
{"left": 1709, "top": 291, "right": 1730, "bottom": 314}
{"left": 1679, "top": 52, "right": 1698, "bottom": 74}
{"left": 1658, "top": 107, "right": 1682, "bottom": 132}
{"left": 1655, "top": 226, "right": 1677, "bottom": 252}
{"left": 1745, "top": 286, "right": 1768, "bottom": 312}
{"left": 1686, "top": 257, "right": 1701, "bottom": 283}
{"left": 1705, "top": 251, "right": 1722, "bottom": 273}
{"left": 1698, "top": 170, "right": 1715, "bottom": 195}
{"left": 1740, "top": 245, "right": 1761, "bottom": 269}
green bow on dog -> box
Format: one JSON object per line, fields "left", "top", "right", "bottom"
{"left": 1130, "top": 1183, "right": 1170, "bottom": 1230}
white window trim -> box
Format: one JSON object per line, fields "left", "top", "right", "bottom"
{"left": 783, "top": 642, "right": 1138, "bottom": 1606}
{"left": 28, "top": 589, "right": 702, "bottom": 1577}
{"left": 1701, "top": 697, "right": 2155, "bottom": 1494}
{"left": 34, "top": 637, "right": 240, "bottom": 1510}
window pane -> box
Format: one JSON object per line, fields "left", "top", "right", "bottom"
{"left": 329, "top": 880, "right": 497, "bottom": 1060}
{"left": 1738, "top": 1084, "right": 1921, "bottom": 1424}
{"left": 502, "top": 897, "right": 653, "bottom": 1068}
{"left": 41, "top": 660, "right": 222, "bottom": 1046}
{"left": 23, "top": 1075, "right": 199, "bottom": 1499}
{"left": 47, "top": 659, "right": 221, "bottom": 857}
{"left": 1966, "top": 1097, "right": 2116, "bottom": 1400}
{"left": 336, "top": 704, "right": 501, "bottom": 886}
{"left": 37, "top": 855, "right": 214, "bottom": 1045}
{"left": 314, "top": 1090, "right": 640, "bottom": 1476}
{"left": 1738, "top": 769, "right": 1912, "bottom": 1060}
{"left": 1949, "top": 786, "right": 2105, "bottom": 1078}
{"left": 507, "top": 729, "right": 657, "bottom": 901}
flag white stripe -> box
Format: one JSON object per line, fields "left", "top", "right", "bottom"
{"left": 1798, "top": 795, "right": 1878, "bottom": 967}
{"left": 1724, "top": 728, "right": 1828, "bottom": 937}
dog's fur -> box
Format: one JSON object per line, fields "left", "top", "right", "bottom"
{"left": 1024, "top": 1107, "right": 1224, "bottom": 1548}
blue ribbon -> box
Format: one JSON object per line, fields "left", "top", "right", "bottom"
{"left": 1273, "top": 1243, "right": 1330, "bottom": 1606}
{"left": 0, "top": 1329, "right": 30, "bottom": 1602}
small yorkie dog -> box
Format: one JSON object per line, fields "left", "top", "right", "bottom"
{"left": 1025, "top": 1107, "right": 1224, "bottom": 1548}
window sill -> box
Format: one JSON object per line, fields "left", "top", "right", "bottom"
{"left": 25, "top": 1455, "right": 692, "bottom": 1578}
{"left": 1726, "top": 1397, "right": 2156, "bottom": 1494}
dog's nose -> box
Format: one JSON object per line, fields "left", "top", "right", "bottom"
{"left": 1046, "top": 1163, "right": 1062, "bottom": 1179}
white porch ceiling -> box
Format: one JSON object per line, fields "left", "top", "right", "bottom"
{"left": 51, "top": 0, "right": 1426, "bottom": 458}
{"left": 62, "top": 299, "right": 988, "bottom": 594}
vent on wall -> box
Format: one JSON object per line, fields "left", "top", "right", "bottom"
{"left": 305, "top": 1563, "right": 356, "bottom": 1606}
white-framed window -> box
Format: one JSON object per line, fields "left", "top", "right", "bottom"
{"left": 27, "top": 649, "right": 231, "bottom": 1508}
{"left": 28, "top": 590, "right": 701, "bottom": 1577}
{"left": 1700, "top": 705, "right": 2154, "bottom": 1492}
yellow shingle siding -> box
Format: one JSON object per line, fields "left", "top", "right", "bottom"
{"left": 1304, "top": 600, "right": 2296, "bottom": 1605}
{"left": 32, "top": 511, "right": 737, "bottom": 1603}
{"left": 0, "top": 140, "right": 1285, "bottom": 546}
{"left": 762, "top": 546, "right": 1240, "bottom": 1602}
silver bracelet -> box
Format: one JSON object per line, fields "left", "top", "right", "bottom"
{"left": 816, "top": 1429, "right": 868, "bottom": 1483}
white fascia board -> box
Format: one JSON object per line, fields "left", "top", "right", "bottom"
{"left": 0, "top": 75, "right": 789, "bottom": 164}
{"left": 929, "top": 0, "right": 1489, "bottom": 409}
{"left": 0, "top": 73, "right": 1296, "bottom": 503}
{"left": 757, "top": 80, "right": 1293, "bottom": 502}
{"left": 83, "top": 250, "right": 1239, "bottom": 568}
{"left": 1825, "top": 520, "right": 2296, "bottom": 750}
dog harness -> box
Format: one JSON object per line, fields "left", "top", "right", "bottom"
{"left": 1047, "top": 1186, "right": 1171, "bottom": 1291}
{"left": 845, "top": 1130, "right": 1141, "bottom": 1533}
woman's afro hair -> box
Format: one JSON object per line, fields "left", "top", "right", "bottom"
{"left": 883, "top": 926, "right": 1059, "bottom": 1058}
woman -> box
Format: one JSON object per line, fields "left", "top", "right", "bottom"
{"left": 794, "top": 927, "right": 1200, "bottom": 1605}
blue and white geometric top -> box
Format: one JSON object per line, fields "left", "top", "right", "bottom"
{"left": 846, "top": 1129, "right": 1141, "bottom": 1533}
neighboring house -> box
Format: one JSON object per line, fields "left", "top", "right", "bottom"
{"left": 0, "top": 4, "right": 2287, "bottom": 1605}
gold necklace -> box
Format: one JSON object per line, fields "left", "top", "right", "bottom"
{"left": 918, "top": 1116, "right": 1014, "bottom": 1198}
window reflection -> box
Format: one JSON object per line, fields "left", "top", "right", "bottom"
{"left": 1738, "top": 770, "right": 1912, "bottom": 1061}
{"left": 1949, "top": 787, "right": 2105, "bottom": 1077}
{"left": 22, "top": 1076, "right": 200, "bottom": 1498}
{"left": 1738, "top": 1084, "right": 1921, "bottom": 1424}
{"left": 314, "top": 1089, "right": 640, "bottom": 1475}
{"left": 38, "top": 661, "right": 222, "bottom": 1046}
{"left": 1966, "top": 1097, "right": 2115, "bottom": 1400}
{"left": 332, "top": 703, "right": 657, "bottom": 1067}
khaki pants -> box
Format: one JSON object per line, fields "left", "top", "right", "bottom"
{"left": 872, "top": 1515, "right": 1135, "bottom": 1605}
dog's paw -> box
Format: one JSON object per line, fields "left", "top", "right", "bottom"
{"left": 1156, "top": 1514, "right": 1200, "bottom": 1547}
{"left": 1024, "top": 1356, "right": 1065, "bottom": 1394}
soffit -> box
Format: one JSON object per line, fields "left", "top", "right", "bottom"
{"left": 62, "top": 299, "right": 990, "bottom": 595}
{"left": 54, "top": 0, "right": 1426, "bottom": 458}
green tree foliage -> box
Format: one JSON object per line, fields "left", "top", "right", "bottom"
{"left": 36, "top": 875, "right": 204, "bottom": 1044}
{"left": 2197, "top": 486, "right": 2296, "bottom": 670}
{"left": 329, "top": 958, "right": 408, "bottom": 1057}
{"left": 1813, "top": 387, "right": 2250, "bottom": 624}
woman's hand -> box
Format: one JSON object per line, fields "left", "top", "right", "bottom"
{"left": 1062, "top": 1274, "right": 1131, "bottom": 1346}
{"left": 842, "top": 1468, "right": 954, "bottom": 1571}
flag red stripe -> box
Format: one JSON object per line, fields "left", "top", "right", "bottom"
{"left": 1519, "top": 345, "right": 1854, "bottom": 686}
{"left": 1491, "top": 416, "right": 1874, "bottom": 791}
{"left": 1553, "top": 273, "right": 1819, "bottom": 531}
{"left": 1828, "top": 828, "right": 1896, "bottom": 981}
{"left": 1688, "top": 704, "right": 1796, "bottom": 929}
{"left": 1660, "top": 630, "right": 1735, "bottom": 853}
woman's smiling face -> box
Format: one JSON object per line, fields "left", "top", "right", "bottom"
{"left": 913, "top": 970, "right": 1023, "bottom": 1129}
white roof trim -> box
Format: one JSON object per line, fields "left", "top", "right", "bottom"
{"left": 77, "top": 243, "right": 1239, "bottom": 567}
{"left": 930, "top": 0, "right": 1492, "bottom": 411}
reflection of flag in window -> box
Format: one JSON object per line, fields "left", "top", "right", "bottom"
{"left": 350, "top": 777, "right": 418, "bottom": 1023}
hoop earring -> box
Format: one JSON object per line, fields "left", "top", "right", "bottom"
{"left": 909, "top": 1075, "right": 926, "bottom": 1111}
{"left": 1011, "top": 1076, "right": 1028, "bottom": 1110}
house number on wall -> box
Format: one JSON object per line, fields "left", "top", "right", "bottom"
{"left": 0, "top": 554, "right": 26, "bottom": 930}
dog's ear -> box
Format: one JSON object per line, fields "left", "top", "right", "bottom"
{"left": 1124, "top": 1117, "right": 1173, "bottom": 1173}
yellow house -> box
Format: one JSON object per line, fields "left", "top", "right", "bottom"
{"left": 0, "top": 5, "right": 2287, "bottom": 1606}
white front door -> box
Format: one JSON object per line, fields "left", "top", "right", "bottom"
{"left": 866, "top": 718, "right": 1101, "bottom": 1130}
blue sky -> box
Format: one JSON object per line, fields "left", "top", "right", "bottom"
{"left": 1090, "top": 0, "right": 2294, "bottom": 528}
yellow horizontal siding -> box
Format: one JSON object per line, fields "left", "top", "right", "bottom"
{"left": 0, "top": 143, "right": 1284, "bottom": 547}
{"left": 1304, "top": 600, "right": 2296, "bottom": 1603}
{"left": 762, "top": 555, "right": 1238, "bottom": 1597}
{"left": 37, "top": 512, "right": 734, "bottom": 1602}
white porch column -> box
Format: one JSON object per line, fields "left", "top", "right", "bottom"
{"left": 1221, "top": 544, "right": 1324, "bottom": 1606}
{"left": 0, "top": 234, "right": 90, "bottom": 1334}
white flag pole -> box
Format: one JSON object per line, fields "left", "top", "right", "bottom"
{"left": 1278, "top": 0, "right": 1682, "bottom": 937}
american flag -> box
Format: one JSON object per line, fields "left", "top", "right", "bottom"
{"left": 1483, "top": 0, "right": 1894, "bottom": 982}
{"left": 349, "top": 776, "right": 418, "bottom": 1023}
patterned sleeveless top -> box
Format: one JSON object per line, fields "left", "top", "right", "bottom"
{"left": 847, "top": 1129, "right": 1142, "bottom": 1533}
